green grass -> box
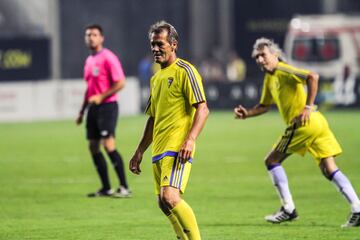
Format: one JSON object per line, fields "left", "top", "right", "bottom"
{"left": 0, "top": 111, "right": 360, "bottom": 240}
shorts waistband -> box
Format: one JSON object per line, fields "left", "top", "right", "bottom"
{"left": 152, "top": 151, "right": 193, "bottom": 163}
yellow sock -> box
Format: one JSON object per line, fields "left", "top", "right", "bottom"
{"left": 171, "top": 200, "right": 201, "bottom": 240}
{"left": 167, "top": 213, "right": 189, "bottom": 240}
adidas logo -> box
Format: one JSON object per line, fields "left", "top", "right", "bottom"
{"left": 163, "top": 176, "right": 168, "bottom": 181}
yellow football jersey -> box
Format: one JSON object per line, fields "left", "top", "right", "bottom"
{"left": 145, "top": 58, "right": 206, "bottom": 160}
{"left": 260, "top": 61, "right": 310, "bottom": 124}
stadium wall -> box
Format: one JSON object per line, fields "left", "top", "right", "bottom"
{"left": 0, "top": 77, "right": 140, "bottom": 122}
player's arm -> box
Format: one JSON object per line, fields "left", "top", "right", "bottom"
{"left": 179, "top": 102, "right": 209, "bottom": 163}
{"left": 76, "top": 89, "right": 89, "bottom": 125}
{"left": 234, "top": 103, "right": 270, "bottom": 119}
{"left": 235, "top": 75, "right": 271, "bottom": 119}
{"left": 129, "top": 116, "right": 154, "bottom": 175}
{"left": 88, "top": 80, "right": 125, "bottom": 105}
{"left": 297, "top": 71, "right": 319, "bottom": 125}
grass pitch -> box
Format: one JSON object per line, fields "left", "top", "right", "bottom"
{"left": 0, "top": 111, "right": 359, "bottom": 240}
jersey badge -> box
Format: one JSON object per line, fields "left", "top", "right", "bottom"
{"left": 92, "top": 67, "right": 99, "bottom": 77}
{"left": 167, "top": 77, "right": 174, "bottom": 87}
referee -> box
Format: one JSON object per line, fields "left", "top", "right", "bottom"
{"left": 76, "top": 24, "right": 130, "bottom": 198}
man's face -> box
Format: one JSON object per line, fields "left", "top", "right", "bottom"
{"left": 150, "top": 30, "right": 176, "bottom": 66}
{"left": 85, "top": 28, "right": 104, "bottom": 51}
{"left": 254, "top": 46, "right": 279, "bottom": 72}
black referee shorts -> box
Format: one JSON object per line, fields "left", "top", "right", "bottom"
{"left": 86, "top": 101, "right": 118, "bottom": 140}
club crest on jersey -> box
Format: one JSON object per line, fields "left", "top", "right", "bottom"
{"left": 92, "top": 67, "right": 99, "bottom": 77}
{"left": 167, "top": 77, "right": 174, "bottom": 87}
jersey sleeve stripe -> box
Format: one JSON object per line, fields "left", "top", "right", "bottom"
{"left": 181, "top": 61, "right": 204, "bottom": 102}
{"left": 176, "top": 61, "right": 202, "bottom": 102}
{"left": 176, "top": 60, "right": 204, "bottom": 102}
{"left": 294, "top": 72, "right": 308, "bottom": 80}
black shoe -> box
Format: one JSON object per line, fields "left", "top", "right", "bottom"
{"left": 341, "top": 212, "right": 360, "bottom": 228}
{"left": 265, "top": 206, "right": 299, "bottom": 223}
{"left": 87, "top": 188, "right": 114, "bottom": 197}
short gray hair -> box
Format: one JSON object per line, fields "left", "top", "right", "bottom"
{"left": 252, "top": 37, "right": 286, "bottom": 62}
{"left": 148, "top": 20, "right": 179, "bottom": 45}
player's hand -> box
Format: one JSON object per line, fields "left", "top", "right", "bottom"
{"left": 179, "top": 137, "right": 195, "bottom": 163}
{"left": 297, "top": 107, "right": 311, "bottom": 126}
{"left": 75, "top": 113, "right": 83, "bottom": 125}
{"left": 88, "top": 95, "right": 103, "bottom": 105}
{"left": 129, "top": 151, "right": 143, "bottom": 175}
{"left": 234, "top": 105, "right": 248, "bottom": 119}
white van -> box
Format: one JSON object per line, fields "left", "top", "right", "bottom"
{"left": 284, "top": 14, "right": 360, "bottom": 105}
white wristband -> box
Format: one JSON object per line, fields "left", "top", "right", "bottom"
{"left": 305, "top": 105, "right": 312, "bottom": 110}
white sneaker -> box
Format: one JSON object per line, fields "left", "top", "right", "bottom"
{"left": 113, "top": 186, "right": 132, "bottom": 198}
{"left": 265, "top": 207, "right": 299, "bottom": 223}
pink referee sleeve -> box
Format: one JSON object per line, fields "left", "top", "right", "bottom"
{"left": 106, "top": 51, "right": 126, "bottom": 82}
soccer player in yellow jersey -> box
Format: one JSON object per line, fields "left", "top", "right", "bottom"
{"left": 129, "top": 21, "right": 209, "bottom": 239}
{"left": 234, "top": 38, "right": 360, "bottom": 227}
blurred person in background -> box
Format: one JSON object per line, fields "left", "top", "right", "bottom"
{"left": 333, "top": 63, "right": 357, "bottom": 106}
{"left": 226, "top": 50, "right": 246, "bottom": 82}
{"left": 234, "top": 37, "right": 360, "bottom": 227}
{"left": 199, "top": 51, "right": 225, "bottom": 82}
{"left": 138, "top": 54, "right": 154, "bottom": 87}
{"left": 129, "top": 21, "right": 209, "bottom": 239}
{"left": 76, "top": 24, "right": 130, "bottom": 198}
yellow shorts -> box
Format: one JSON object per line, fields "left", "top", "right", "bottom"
{"left": 274, "top": 111, "right": 342, "bottom": 164}
{"left": 152, "top": 153, "right": 192, "bottom": 195}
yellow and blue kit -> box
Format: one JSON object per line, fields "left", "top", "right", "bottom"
{"left": 145, "top": 58, "right": 206, "bottom": 193}
{"left": 260, "top": 61, "right": 342, "bottom": 163}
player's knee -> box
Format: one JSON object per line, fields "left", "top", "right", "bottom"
{"left": 160, "top": 192, "right": 180, "bottom": 209}
{"left": 102, "top": 138, "right": 116, "bottom": 153}
{"left": 264, "top": 157, "right": 276, "bottom": 167}
{"left": 103, "top": 142, "right": 115, "bottom": 153}
{"left": 264, "top": 158, "right": 283, "bottom": 171}
{"left": 320, "top": 165, "right": 333, "bottom": 180}
{"left": 319, "top": 157, "right": 338, "bottom": 180}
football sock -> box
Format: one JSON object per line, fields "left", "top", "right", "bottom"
{"left": 91, "top": 152, "right": 111, "bottom": 190}
{"left": 268, "top": 164, "right": 295, "bottom": 212}
{"left": 330, "top": 169, "right": 360, "bottom": 213}
{"left": 167, "top": 212, "right": 189, "bottom": 240}
{"left": 107, "top": 150, "right": 128, "bottom": 189}
{"left": 171, "top": 200, "right": 201, "bottom": 240}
